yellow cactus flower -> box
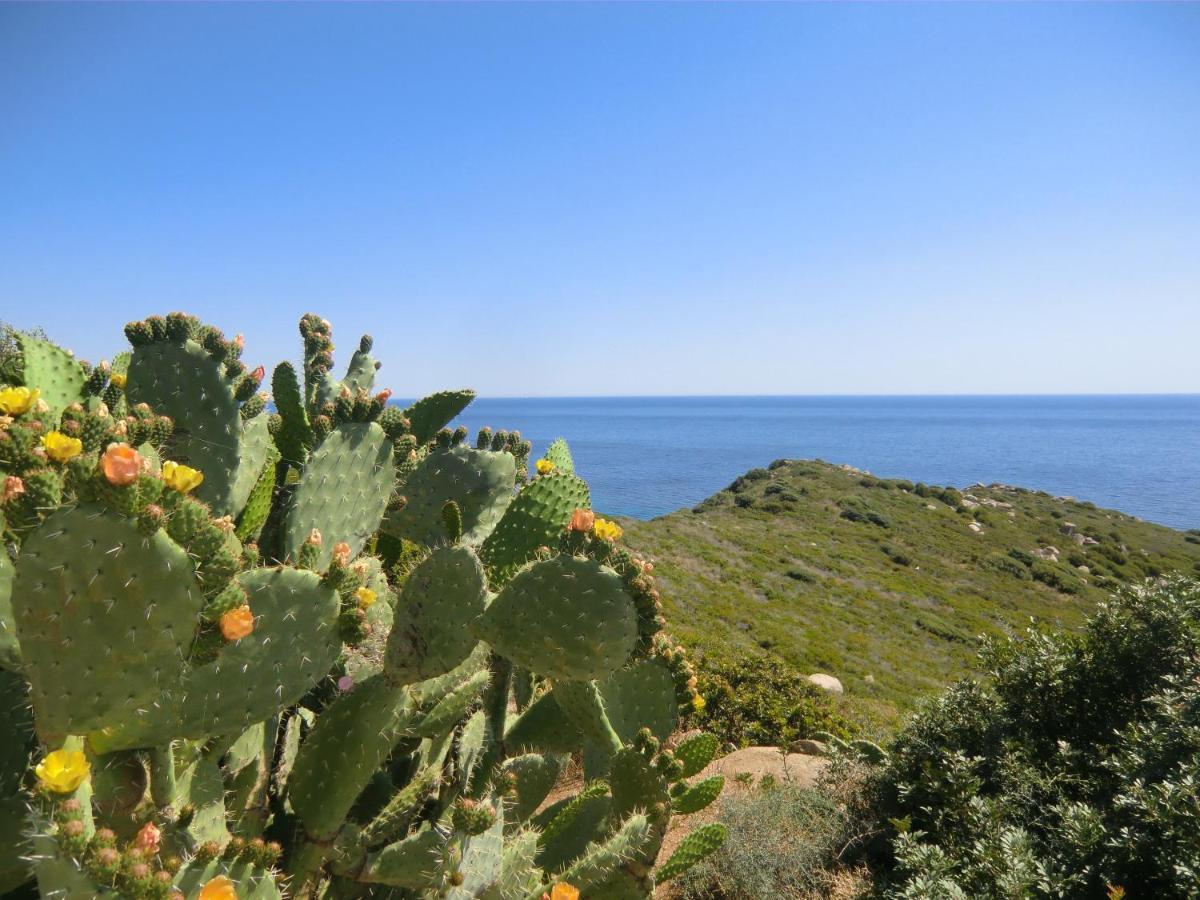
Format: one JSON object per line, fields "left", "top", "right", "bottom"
{"left": 592, "top": 518, "right": 623, "bottom": 542}
{"left": 549, "top": 885, "right": 580, "bottom": 900}
{"left": 162, "top": 460, "right": 204, "bottom": 494}
{"left": 199, "top": 876, "right": 237, "bottom": 900}
{"left": 536, "top": 458, "right": 556, "bottom": 475}
{"left": 41, "top": 431, "right": 83, "bottom": 463}
{"left": 692, "top": 694, "right": 707, "bottom": 712}
{"left": 219, "top": 605, "right": 255, "bottom": 641}
{"left": 355, "top": 587, "right": 378, "bottom": 610}
{"left": 0, "top": 386, "right": 39, "bottom": 416}
{"left": 34, "top": 749, "right": 90, "bottom": 793}
{"left": 109, "top": 372, "right": 126, "bottom": 389}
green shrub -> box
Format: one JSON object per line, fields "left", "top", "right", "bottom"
{"left": 694, "top": 653, "right": 850, "bottom": 749}
{"left": 1030, "top": 560, "right": 1083, "bottom": 594}
{"left": 1007, "top": 548, "right": 1035, "bottom": 567}
{"left": 881, "top": 544, "right": 912, "bottom": 567}
{"left": 838, "top": 497, "right": 890, "bottom": 528}
{"left": 986, "top": 552, "right": 1031, "bottom": 580}
{"left": 676, "top": 779, "right": 864, "bottom": 900}
{"left": 864, "top": 577, "right": 1200, "bottom": 898}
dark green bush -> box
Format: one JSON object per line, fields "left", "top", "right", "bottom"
{"left": 881, "top": 544, "right": 912, "bottom": 567}
{"left": 864, "top": 577, "right": 1200, "bottom": 898}
{"left": 1007, "top": 548, "right": 1035, "bottom": 567}
{"left": 1030, "top": 560, "right": 1083, "bottom": 594}
{"left": 693, "top": 652, "right": 850, "bottom": 749}
{"left": 986, "top": 552, "right": 1031, "bottom": 580}
{"left": 838, "top": 497, "right": 890, "bottom": 528}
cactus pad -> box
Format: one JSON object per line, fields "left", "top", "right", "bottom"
{"left": 655, "top": 823, "right": 727, "bottom": 882}
{"left": 127, "top": 338, "right": 258, "bottom": 516}
{"left": 358, "top": 825, "right": 444, "bottom": 889}
{"left": 403, "top": 389, "right": 475, "bottom": 445}
{"left": 385, "top": 546, "right": 489, "bottom": 684}
{"left": 480, "top": 471, "right": 590, "bottom": 578}
{"left": 173, "top": 859, "right": 283, "bottom": 899}
{"left": 283, "top": 421, "right": 394, "bottom": 568}
{"left": 599, "top": 657, "right": 680, "bottom": 745}
{"left": 12, "top": 504, "right": 201, "bottom": 743}
{"left": 0, "top": 553, "right": 18, "bottom": 671}
{"left": 15, "top": 333, "right": 86, "bottom": 413}
{"left": 289, "top": 674, "right": 415, "bottom": 840}
{"left": 542, "top": 437, "right": 575, "bottom": 474}
{"left": 382, "top": 446, "right": 516, "bottom": 547}
{"left": 174, "top": 566, "right": 342, "bottom": 738}
{"left": 674, "top": 733, "right": 720, "bottom": 778}
{"left": 501, "top": 753, "right": 568, "bottom": 822}
{"left": 476, "top": 555, "right": 636, "bottom": 682}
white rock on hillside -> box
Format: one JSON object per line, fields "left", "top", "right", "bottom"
{"left": 807, "top": 673, "right": 843, "bottom": 694}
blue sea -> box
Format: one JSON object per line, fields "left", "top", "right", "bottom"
{"left": 444, "top": 396, "right": 1200, "bottom": 531}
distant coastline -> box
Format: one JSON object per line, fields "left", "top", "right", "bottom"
{"left": 422, "top": 395, "right": 1200, "bottom": 530}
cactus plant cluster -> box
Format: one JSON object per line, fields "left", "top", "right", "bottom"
{"left": 0, "top": 314, "right": 725, "bottom": 898}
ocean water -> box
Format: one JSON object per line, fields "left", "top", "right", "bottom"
{"left": 442, "top": 396, "right": 1200, "bottom": 531}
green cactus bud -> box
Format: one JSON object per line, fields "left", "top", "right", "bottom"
{"left": 137, "top": 503, "right": 166, "bottom": 536}
{"left": 164, "top": 312, "right": 195, "bottom": 342}
{"left": 442, "top": 500, "right": 463, "bottom": 543}
{"left": 240, "top": 393, "right": 267, "bottom": 420}
{"left": 86, "top": 845, "right": 122, "bottom": 883}
{"left": 298, "top": 529, "right": 323, "bottom": 570}
{"left": 451, "top": 798, "right": 496, "bottom": 836}
{"left": 124, "top": 320, "right": 154, "bottom": 346}
{"left": 377, "top": 406, "right": 409, "bottom": 439}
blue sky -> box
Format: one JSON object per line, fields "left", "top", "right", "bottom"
{"left": 1, "top": 3, "right": 1197, "bottom": 396}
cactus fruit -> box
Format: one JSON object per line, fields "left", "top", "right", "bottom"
{"left": 0, "top": 315, "right": 723, "bottom": 898}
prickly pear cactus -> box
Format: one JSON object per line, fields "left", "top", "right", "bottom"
{"left": 0, "top": 317, "right": 723, "bottom": 899}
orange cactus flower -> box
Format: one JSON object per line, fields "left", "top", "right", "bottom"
{"left": 332, "top": 542, "right": 351, "bottom": 567}
{"left": 549, "top": 885, "right": 580, "bottom": 900}
{"left": 162, "top": 460, "right": 204, "bottom": 494}
{"left": 101, "top": 443, "right": 142, "bottom": 486}
{"left": 34, "top": 749, "right": 90, "bottom": 793}
{"left": 219, "top": 605, "right": 255, "bottom": 641}
{"left": 3, "top": 476, "right": 24, "bottom": 502}
{"left": 568, "top": 508, "right": 595, "bottom": 533}
{"left": 199, "top": 876, "right": 237, "bottom": 900}
{"left": 134, "top": 822, "right": 161, "bottom": 853}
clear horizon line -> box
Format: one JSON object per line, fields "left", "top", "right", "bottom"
{"left": 417, "top": 391, "right": 1200, "bottom": 401}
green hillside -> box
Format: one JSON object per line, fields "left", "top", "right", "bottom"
{"left": 620, "top": 459, "right": 1200, "bottom": 733}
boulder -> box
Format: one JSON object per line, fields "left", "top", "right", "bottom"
{"left": 790, "top": 739, "right": 828, "bottom": 755}
{"left": 807, "top": 673, "right": 843, "bottom": 694}
{"left": 1032, "top": 546, "right": 1060, "bottom": 561}
{"left": 698, "top": 746, "right": 829, "bottom": 789}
